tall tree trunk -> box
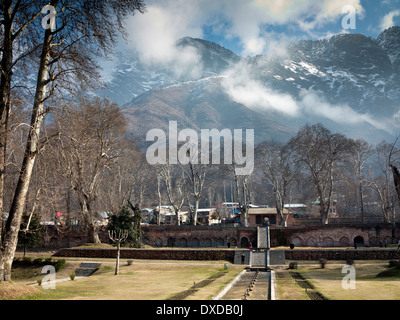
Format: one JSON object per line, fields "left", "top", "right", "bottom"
{"left": 390, "top": 164, "right": 400, "bottom": 210}
{"left": 156, "top": 177, "right": 162, "bottom": 226}
{"left": 0, "top": 21, "right": 54, "bottom": 281}
{"left": 87, "top": 223, "right": 100, "bottom": 244}
{"left": 193, "top": 198, "right": 199, "bottom": 226}
{"left": 115, "top": 242, "right": 120, "bottom": 275}
{"left": 0, "top": 0, "right": 13, "bottom": 251}
{"left": 80, "top": 196, "right": 101, "bottom": 244}
{"left": 359, "top": 182, "right": 365, "bottom": 223}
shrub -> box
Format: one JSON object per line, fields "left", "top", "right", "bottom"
{"left": 127, "top": 260, "right": 133, "bottom": 266}
{"left": 37, "top": 278, "right": 42, "bottom": 286}
{"left": 377, "top": 268, "right": 400, "bottom": 278}
{"left": 346, "top": 259, "right": 354, "bottom": 266}
{"left": 33, "top": 258, "right": 44, "bottom": 265}
{"left": 290, "top": 244, "right": 295, "bottom": 250}
{"left": 319, "top": 259, "right": 328, "bottom": 269}
{"left": 389, "top": 260, "right": 400, "bottom": 268}
{"left": 22, "top": 257, "right": 32, "bottom": 265}
{"left": 54, "top": 259, "right": 66, "bottom": 272}
{"left": 288, "top": 262, "right": 298, "bottom": 270}
{"left": 70, "top": 273, "right": 76, "bottom": 281}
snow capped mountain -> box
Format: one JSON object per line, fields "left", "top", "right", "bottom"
{"left": 99, "top": 28, "right": 400, "bottom": 147}
{"left": 98, "top": 37, "right": 242, "bottom": 107}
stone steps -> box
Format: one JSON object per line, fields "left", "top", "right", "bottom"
{"left": 257, "top": 227, "right": 268, "bottom": 249}
{"left": 75, "top": 262, "right": 101, "bottom": 277}
{"left": 251, "top": 251, "right": 267, "bottom": 268}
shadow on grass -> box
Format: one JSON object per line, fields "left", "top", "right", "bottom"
{"left": 167, "top": 272, "right": 227, "bottom": 300}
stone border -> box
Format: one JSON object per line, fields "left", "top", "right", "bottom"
{"left": 213, "top": 269, "right": 247, "bottom": 300}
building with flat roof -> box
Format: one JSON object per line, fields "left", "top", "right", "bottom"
{"left": 247, "top": 207, "right": 294, "bottom": 227}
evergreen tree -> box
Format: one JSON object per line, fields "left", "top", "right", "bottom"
{"left": 108, "top": 205, "right": 142, "bottom": 248}
{"left": 18, "top": 213, "right": 42, "bottom": 258}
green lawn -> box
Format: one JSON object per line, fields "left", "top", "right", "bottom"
{"left": 297, "top": 263, "right": 400, "bottom": 300}
{"left": 6, "top": 259, "right": 244, "bottom": 300}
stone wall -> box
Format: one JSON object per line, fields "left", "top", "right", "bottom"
{"left": 141, "top": 225, "right": 258, "bottom": 249}
{"left": 271, "top": 223, "right": 400, "bottom": 248}
{"left": 40, "top": 223, "right": 400, "bottom": 249}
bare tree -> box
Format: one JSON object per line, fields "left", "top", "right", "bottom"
{"left": 156, "top": 175, "right": 163, "bottom": 226}
{"left": 349, "top": 139, "right": 372, "bottom": 223}
{"left": 290, "top": 124, "right": 353, "bottom": 225}
{"left": 57, "top": 98, "right": 127, "bottom": 243}
{"left": 0, "top": 0, "right": 146, "bottom": 282}
{"left": 0, "top": 1, "right": 45, "bottom": 236}
{"left": 388, "top": 137, "right": 400, "bottom": 211}
{"left": 108, "top": 229, "right": 128, "bottom": 276}
{"left": 257, "top": 141, "right": 300, "bottom": 227}
{"left": 157, "top": 164, "right": 186, "bottom": 225}
{"left": 100, "top": 142, "right": 148, "bottom": 212}
{"left": 234, "top": 172, "right": 252, "bottom": 227}
{"left": 367, "top": 141, "right": 398, "bottom": 224}
{"left": 179, "top": 148, "right": 207, "bottom": 226}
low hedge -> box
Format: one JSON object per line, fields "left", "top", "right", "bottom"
{"left": 54, "top": 248, "right": 236, "bottom": 262}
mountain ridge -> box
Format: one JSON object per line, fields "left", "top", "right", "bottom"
{"left": 100, "top": 27, "right": 400, "bottom": 148}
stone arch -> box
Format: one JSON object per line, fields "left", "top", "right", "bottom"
{"left": 306, "top": 237, "right": 318, "bottom": 247}
{"left": 167, "top": 237, "right": 175, "bottom": 247}
{"left": 339, "top": 237, "right": 350, "bottom": 247}
{"left": 201, "top": 238, "right": 212, "bottom": 247}
{"left": 354, "top": 236, "right": 364, "bottom": 247}
{"left": 322, "top": 237, "right": 334, "bottom": 247}
{"left": 369, "top": 236, "right": 378, "bottom": 247}
{"left": 216, "top": 238, "right": 225, "bottom": 247}
{"left": 240, "top": 237, "right": 249, "bottom": 248}
{"left": 383, "top": 236, "right": 392, "bottom": 246}
{"left": 290, "top": 237, "right": 303, "bottom": 247}
{"left": 155, "top": 238, "right": 163, "bottom": 247}
{"left": 61, "top": 237, "right": 69, "bottom": 248}
{"left": 191, "top": 238, "right": 200, "bottom": 248}
{"left": 178, "top": 238, "right": 187, "bottom": 247}
{"left": 228, "top": 237, "right": 237, "bottom": 248}
{"left": 49, "top": 237, "right": 58, "bottom": 248}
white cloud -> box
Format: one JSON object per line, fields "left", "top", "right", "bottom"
{"left": 220, "top": 62, "right": 389, "bottom": 133}
{"left": 380, "top": 10, "right": 400, "bottom": 31}
{"left": 125, "top": 1, "right": 204, "bottom": 66}
{"left": 298, "top": 89, "right": 385, "bottom": 130}
{"left": 221, "top": 62, "right": 300, "bottom": 116}
{"left": 123, "top": 0, "right": 365, "bottom": 58}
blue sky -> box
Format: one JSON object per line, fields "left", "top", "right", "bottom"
{"left": 124, "top": 0, "right": 400, "bottom": 59}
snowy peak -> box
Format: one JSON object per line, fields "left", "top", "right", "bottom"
{"left": 176, "top": 37, "right": 242, "bottom": 74}
{"left": 99, "top": 37, "right": 241, "bottom": 107}
{"left": 101, "top": 28, "right": 400, "bottom": 146}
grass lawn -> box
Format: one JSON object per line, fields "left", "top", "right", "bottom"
{"left": 5, "top": 248, "right": 400, "bottom": 301}
{"left": 274, "top": 269, "right": 310, "bottom": 300}
{"left": 297, "top": 263, "right": 400, "bottom": 300}
{"left": 4, "top": 257, "right": 244, "bottom": 300}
